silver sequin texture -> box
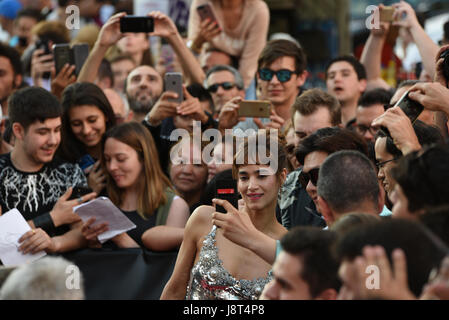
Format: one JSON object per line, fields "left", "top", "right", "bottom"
{"left": 185, "top": 225, "right": 272, "bottom": 300}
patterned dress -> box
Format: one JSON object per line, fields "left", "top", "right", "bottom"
{"left": 186, "top": 225, "right": 271, "bottom": 300}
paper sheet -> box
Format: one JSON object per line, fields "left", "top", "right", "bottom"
{"left": 0, "top": 209, "right": 46, "bottom": 267}
{"left": 74, "top": 197, "right": 136, "bottom": 243}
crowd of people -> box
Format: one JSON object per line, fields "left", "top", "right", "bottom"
{"left": 0, "top": 0, "right": 448, "bottom": 301}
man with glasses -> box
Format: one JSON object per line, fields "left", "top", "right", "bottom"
{"left": 205, "top": 64, "right": 245, "bottom": 116}
{"left": 372, "top": 108, "right": 443, "bottom": 207}
{"left": 354, "top": 88, "right": 392, "bottom": 144}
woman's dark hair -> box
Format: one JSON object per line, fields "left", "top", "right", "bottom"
{"left": 390, "top": 143, "right": 449, "bottom": 213}
{"left": 375, "top": 120, "right": 444, "bottom": 159}
{"left": 58, "top": 82, "right": 116, "bottom": 162}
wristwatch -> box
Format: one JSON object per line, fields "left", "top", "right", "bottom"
{"left": 186, "top": 40, "right": 201, "bottom": 55}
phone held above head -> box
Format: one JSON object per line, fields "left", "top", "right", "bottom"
{"left": 120, "top": 16, "right": 154, "bottom": 33}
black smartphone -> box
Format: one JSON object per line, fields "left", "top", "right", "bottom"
{"left": 53, "top": 43, "right": 72, "bottom": 76}
{"left": 381, "top": 90, "right": 424, "bottom": 137}
{"left": 72, "top": 43, "right": 89, "bottom": 76}
{"left": 215, "top": 179, "right": 238, "bottom": 213}
{"left": 35, "top": 37, "right": 50, "bottom": 55}
{"left": 164, "top": 72, "right": 183, "bottom": 103}
{"left": 68, "top": 186, "right": 93, "bottom": 200}
{"left": 35, "top": 37, "right": 51, "bottom": 79}
{"left": 120, "top": 16, "right": 154, "bottom": 33}
{"left": 395, "top": 90, "right": 424, "bottom": 123}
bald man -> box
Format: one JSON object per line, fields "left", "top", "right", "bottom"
{"left": 103, "top": 88, "right": 133, "bottom": 124}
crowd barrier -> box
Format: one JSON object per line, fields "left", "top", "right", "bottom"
{"left": 61, "top": 248, "right": 178, "bottom": 300}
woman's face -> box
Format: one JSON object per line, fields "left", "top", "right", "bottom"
{"left": 237, "top": 164, "right": 281, "bottom": 211}
{"left": 104, "top": 137, "right": 143, "bottom": 189}
{"left": 374, "top": 137, "right": 397, "bottom": 198}
{"left": 207, "top": 142, "right": 233, "bottom": 182}
{"left": 117, "top": 33, "right": 149, "bottom": 55}
{"left": 170, "top": 142, "right": 208, "bottom": 194}
{"left": 69, "top": 105, "right": 107, "bottom": 148}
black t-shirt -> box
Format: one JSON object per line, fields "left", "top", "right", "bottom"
{"left": 0, "top": 153, "right": 88, "bottom": 222}
{"left": 122, "top": 210, "right": 158, "bottom": 248}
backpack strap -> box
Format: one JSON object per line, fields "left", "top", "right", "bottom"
{"left": 155, "top": 188, "right": 176, "bottom": 226}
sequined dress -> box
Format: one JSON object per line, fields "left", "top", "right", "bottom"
{"left": 186, "top": 225, "right": 272, "bottom": 300}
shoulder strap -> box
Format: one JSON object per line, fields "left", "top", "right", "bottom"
{"left": 155, "top": 188, "right": 176, "bottom": 226}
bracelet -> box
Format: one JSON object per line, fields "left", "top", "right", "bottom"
{"left": 33, "top": 212, "right": 56, "bottom": 234}
{"left": 275, "top": 240, "right": 283, "bottom": 258}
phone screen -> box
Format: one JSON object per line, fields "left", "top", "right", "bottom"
{"left": 215, "top": 179, "right": 238, "bottom": 213}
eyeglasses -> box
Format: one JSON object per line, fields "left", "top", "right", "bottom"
{"left": 258, "top": 68, "right": 297, "bottom": 83}
{"left": 207, "top": 82, "right": 237, "bottom": 93}
{"left": 299, "top": 167, "right": 320, "bottom": 187}
{"left": 375, "top": 158, "right": 399, "bottom": 169}
{"left": 355, "top": 124, "right": 379, "bottom": 136}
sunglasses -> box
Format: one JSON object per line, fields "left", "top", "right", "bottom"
{"left": 299, "top": 167, "right": 320, "bottom": 187}
{"left": 207, "top": 82, "right": 237, "bottom": 93}
{"left": 258, "top": 68, "right": 296, "bottom": 83}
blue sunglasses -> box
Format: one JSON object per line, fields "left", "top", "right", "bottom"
{"left": 259, "top": 68, "right": 297, "bottom": 82}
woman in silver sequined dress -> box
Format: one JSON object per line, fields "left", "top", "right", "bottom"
{"left": 161, "top": 131, "right": 288, "bottom": 300}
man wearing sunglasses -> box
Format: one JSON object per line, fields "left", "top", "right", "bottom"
{"left": 296, "top": 127, "right": 368, "bottom": 221}
{"left": 227, "top": 39, "right": 308, "bottom": 133}
{"left": 205, "top": 64, "right": 245, "bottom": 116}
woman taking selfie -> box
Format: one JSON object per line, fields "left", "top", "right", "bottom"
{"left": 59, "top": 82, "right": 116, "bottom": 194}
{"left": 161, "top": 130, "right": 288, "bottom": 300}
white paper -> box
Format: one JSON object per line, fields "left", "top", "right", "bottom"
{"left": 74, "top": 197, "right": 136, "bottom": 243}
{"left": 0, "top": 209, "right": 46, "bottom": 266}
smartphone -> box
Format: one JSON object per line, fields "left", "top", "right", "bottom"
{"left": 238, "top": 100, "right": 271, "bottom": 118}
{"left": 381, "top": 90, "right": 424, "bottom": 137}
{"left": 72, "top": 43, "right": 89, "bottom": 76}
{"left": 215, "top": 179, "right": 238, "bottom": 214}
{"left": 395, "top": 90, "right": 424, "bottom": 123}
{"left": 197, "top": 4, "right": 217, "bottom": 23}
{"left": 53, "top": 44, "right": 72, "bottom": 76}
{"left": 120, "top": 16, "right": 154, "bottom": 33}
{"left": 380, "top": 6, "right": 395, "bottom": 22}
{"left": 35, "top": 37, "right": 51, "bottom": 79}
{"left": 35, "top": 37, "right": 50, "bottom": 55}
{"left": 68, "top": 186, "right": 93, "bottom": 200}
{"left": 79, "top": 154, "right": 96, "bottom": 174}
{"left": 164, "top": 72, "right": 183, "bottom": 104}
